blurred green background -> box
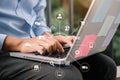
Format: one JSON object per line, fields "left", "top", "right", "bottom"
{"left": 113, "top": 25, "right": 120, "bottom": 65}
{"left": 46, "top": 0, "right": 120, "bottom": 65}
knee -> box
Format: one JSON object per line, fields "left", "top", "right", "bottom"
{"left": 104, "top": 55, "right": 116, "bottom": 72}
{"left": 102, "top": 55, "right": 117, "bottom": 80}
{"left": 96, "top": 54, "right": 116, "bottom": 72}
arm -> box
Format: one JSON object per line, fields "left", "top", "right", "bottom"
{"left": 1, "top": 35, "right": 64, "bottom": 54}
{"left": 32, "top": 0, "right": 51, "bottom": 36}
{"left": 0, "top": 34, "right": 7, "bottom": 50}
{"left": 2, "top": 36, "right": 23, "bottom": 52}
{"left": 0, "top": 0, "right": 74, "bottom": 54}
{"left": 32, "top": 0, "right": 75, "bottom": 47}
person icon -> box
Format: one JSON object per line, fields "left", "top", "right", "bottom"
{"left": 56, "top": 13, "right": 63, "bottom": 20}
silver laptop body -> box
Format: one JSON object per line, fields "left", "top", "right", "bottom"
{"left": 10, "top": 0, "right": 120, "bottom": 65}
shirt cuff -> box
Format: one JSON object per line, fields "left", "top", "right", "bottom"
{"left": 32, "top": 25, "right": 51, "bottom": 36}
{"left": 0, "top": 34, "right": 7, "bottom": 50}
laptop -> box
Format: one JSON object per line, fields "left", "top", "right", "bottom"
{"left": 10, "top": 0, "right": 120, "bottom": 65}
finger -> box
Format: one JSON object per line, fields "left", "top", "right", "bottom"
{"left": 62, "top": 36, "right": 75, "bottom": 47}
{"left": 37, "top": 35, "right": 64, "bottom": 53}
{"left": 43, "top": 37, "right": 56, "bottom": 53}
{"left": 35, "top": 45, "right": 45, "bottom": 55}
{"left": 44, "top": 36, "right": 64, "bottom": 53}
{"left": 55, "top": 40, "right": 64, "bottom": 53}
{"left": 55, "top": 36, "right": 74, "bottom": 45}
{"left": 35, "top": 36, "right": 49, "bottom": 51}
{"left": 37, "top": 36, "right": 53, "bottom": 53}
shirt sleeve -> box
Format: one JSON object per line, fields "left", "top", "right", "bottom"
{"left": 32, "top": 0, "right": 51, "bottom": 36}
{"left": 0, "top": 34, "right": 7, "bottom": 50}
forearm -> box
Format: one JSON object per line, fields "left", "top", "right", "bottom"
{"left": 2, "top": 36, "right": 23, "bottom": 52}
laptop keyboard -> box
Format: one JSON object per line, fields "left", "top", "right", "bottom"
{"left": 48, "top": 46, "right": 70, "bottom": 58}
{"left": 35, "top": 46, "right": 70, "bottom": 58}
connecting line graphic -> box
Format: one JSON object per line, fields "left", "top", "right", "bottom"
{"left": 56, "top": 13, "right": 63, "bottom": 35}
{"left": 56, "top": 56, "right": 65, "bottom": 79}
{"left": 69, "top": 54, "right": 90, "bottom": 72}
{"left": 58, "top": 56, "right": 61, "bottom": 69}
{"left": 69, "top": 54, "right": 81, "bottom": 68}
{"left": 58, "top": 21, "right": 61, "bottom": 35}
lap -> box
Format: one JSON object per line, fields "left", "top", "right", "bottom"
{"left": 0, "top": 52, "right": 116, "bottom": 80}
{"left": 0, "top": 53, "right": 82, "bottom": 80}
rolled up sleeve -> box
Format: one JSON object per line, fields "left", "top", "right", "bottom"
{"left": 32, "top": 24, "right": 51, "bottom": 36}
{"left": 0, "top": 34, "right": 7, "bottom": 50}
{"left": 32, "top": 0, "right": 51, "bottom": 36}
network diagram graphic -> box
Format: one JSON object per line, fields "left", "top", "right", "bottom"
{"left": 26, "top": 12, "right": 92, "bottom": 79}
{"left": 45, "top": 12, "right": 92, "bottom": 79}
{"left": 50, "top": 12, "right": 71, "bottom": 36}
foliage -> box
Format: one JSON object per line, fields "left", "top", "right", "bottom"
{"left": 113, "top": 25, "right": 120, "bottom": 65}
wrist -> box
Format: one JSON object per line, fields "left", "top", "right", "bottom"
{"left": 3, "top": 36, "right": 24, "bottom": 52}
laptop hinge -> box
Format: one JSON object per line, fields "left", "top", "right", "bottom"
{"left": 65, "top": 61, "right": 70, "bottom": 66}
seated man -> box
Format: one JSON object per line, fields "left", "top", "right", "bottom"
{"left": 0, "top": 0, "right": 116, "bottom": 80}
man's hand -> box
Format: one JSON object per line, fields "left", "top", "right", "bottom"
{"left": 20, "top": 35, "right": 65, "bottom": 54}
{"left": 43, "top": 32, "right": 75, "bottom": 47}
{"left": 3, "top": 36, "right": 64, "bottom": 55}
{"left": 3, "top": 35, "right": 75, "bottom": 55}
{"left": 54, "top": 35, "right": 75, "bottom": 47}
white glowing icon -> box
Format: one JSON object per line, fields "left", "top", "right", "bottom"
{"left": 55, "top": 69, "right": 65, "bottom": 79}
{"left": 35, "top": 21, "right": 41, "bottom": 26}
{"left": 33, "top": 65, "right": 39, "bottom": 71}
{"left": 57, "top": 72, "right": 63, "bottom": 77}
{"left": 65, "top": 25, "right": 70, "bottom": 31}
{"left": 88, "top": 42, "right": 94, "bottom": 49}
{"left": 82, "top": 66, "right": 88, "bottom": 69}
{"left": 24, "top": 43, "right": 31, "bottom": 47}
{"left": 75, "top": 50, "right": 80, "bottom": 55}
{"left": 50, "top": 61, "right": 54, "bottom": 66}
{"left": 57, "top": 13, "right": 63, "bottom": 20}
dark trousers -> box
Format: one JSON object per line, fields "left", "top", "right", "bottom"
{"left": 0, "top": 52, "right": 116, "bottom": 80}
{"left": 73, "top": 53, "right": 117, "bottom": 80}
